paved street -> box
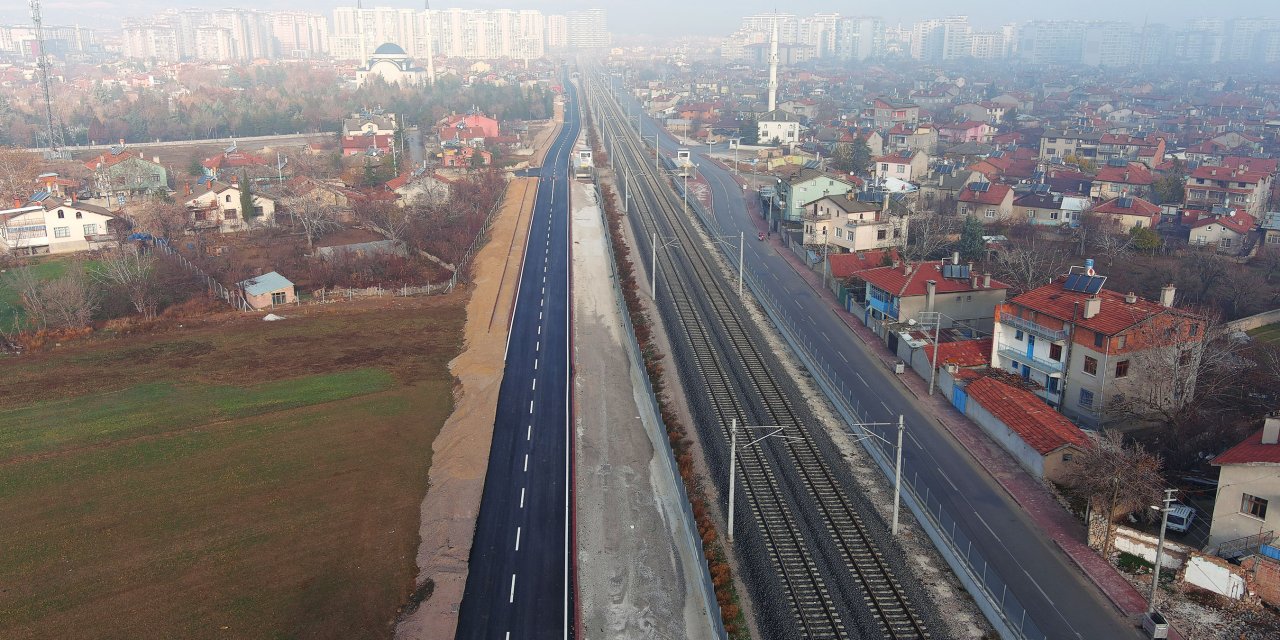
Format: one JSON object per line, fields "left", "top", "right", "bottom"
{"left": 455, "top": 79, "right": 581, "bottom": 640}
{"left": 604, "top": 77, "right": 1143, "bottom": 639}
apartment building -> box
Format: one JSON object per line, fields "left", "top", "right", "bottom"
{"left": 776, "top": 168, "right": 857, "bottom": 224}
{"left": 991, "top": 263, "right": 1205, "bottom": 427}
{"left": 1208, "top": 416, "right": 1280, "bottom": 548}
{"left": 865, "top": 98, "right": 919, "bottom": 129}
{"left": 871, "top": 150, "right": 928, "bottom": 183}
{"left": 1185, "top": 164, "right": 1273, "bottom": 217}
{"left": 1039, "top": 130, "right": 1101, "bottom": 163}
{"left": 802, "top": 193, "right": 905, "bottom": 253}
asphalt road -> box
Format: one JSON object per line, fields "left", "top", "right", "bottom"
{"left": 603, "top": 75, "right": 1141, "bottom": 640}
{"left": 456, "top": 78, "right": 580, "bottom": 640}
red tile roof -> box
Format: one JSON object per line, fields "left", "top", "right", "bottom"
{"left": 1189, "top": 210, "right": 1256, "bottom": 234}
{"left": 1190, "top": 165, "right": 1268, "bottom": 184}
{"left": 854, "top": 260, "right": 1010, "bottom": 298}
{"left": 1213, "top": 427, "right": 1280, "bottom": 465}
{"left": 1220, "top": 156, "right": 1278, "bottom": 175}
{"left": 924, "top": 338, "right": 993, "bottom": 367}
{"left": 1095, "top": 162, "right": 1153, "bottom": 186}
{"left": 828, "top": 249, "right": 899, "bottom": 278}
{"left": 958, "top": 183, "right": 1012, "bottom": 205}
{"left": 964, "top": 376, "right": 1090, "bottom": 455}
{"left": 1006, "top": 277, "right": 1186, "bottom": 336}
{"left": 203, "top": 152, "right": 267, "bottom": 170}
{"left": 1092, "top": 195, "right": 1161, "bottom": 216}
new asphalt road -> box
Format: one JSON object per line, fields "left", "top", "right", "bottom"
{"left": 601, "top": 73, "right": 1141, "bottom": 639}
{"left": 456, "top": 78, "right": 581, "bottom": 640}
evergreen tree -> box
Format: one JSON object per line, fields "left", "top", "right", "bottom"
{"left": 958, "top": 214, "right": 987, "bottom": 263}
{"left": 238, "top": 171, "right": 256, "bottom": 220}
{"left": 849, "top": 136, "right": 874, "bottom": 176}
{"left": 739, "top": 115, "right": 759, "bottom": 146}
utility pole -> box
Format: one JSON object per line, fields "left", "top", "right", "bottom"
{"left": 30, "top": 0, "right": 65, "bottom": 156}
{"left": 1149, "top": 489, "right": 1177, "bottom": 614}
{"left": 847, "top": 415, "right": 907, "bottom": 536}
{"left": 738, "top": 231, "right": 744, "bottom": 297}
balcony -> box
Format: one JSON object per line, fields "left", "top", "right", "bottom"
{"left": 999, "top": 312, "right": 1068, "bottom": 342}
{"left": 867, "top": 296, "right": 898, "bottom": 319}
{"left": 997, "top": 345, "right": 1065, "bottom": 375}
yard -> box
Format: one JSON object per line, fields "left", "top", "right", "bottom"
{"left": 1248, "top": 322, "right": 1280, "bottom": 344}
{"left": 0, "top": 256, "right": 102, "bottom": 331}
{"left": 0, "top": 294, "right": 464, "bottom": 639}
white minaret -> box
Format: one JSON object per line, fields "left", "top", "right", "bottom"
{"left": 767, "top": 18, "right": 779, "bottom": 113}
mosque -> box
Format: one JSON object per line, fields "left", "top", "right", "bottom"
{"left": 357, "top": 43, "right": 428, "bottom": 86}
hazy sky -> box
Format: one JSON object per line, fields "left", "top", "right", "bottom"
{"left": 5, "top": 1, "right": 1272, "bottom": 37}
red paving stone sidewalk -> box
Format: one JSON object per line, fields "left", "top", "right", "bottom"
{"left": 735, "top": 186, "right": 1179, "bottom": 637}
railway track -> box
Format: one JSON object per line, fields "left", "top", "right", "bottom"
{"left": 588, "top": 74, "right": 930, "bottom": 640}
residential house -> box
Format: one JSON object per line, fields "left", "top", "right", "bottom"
{"left": 202, "top": 151, "right": 272, "bottom": 183}
{"left": 802, "top": 193, "right": 906, "bottom": 253}
{"left": 439, "top": 146, "right": 492, "bottom": 168}
{"left": 1091, "top": 161, "right": 1155, "bottom": 200}
{"left": 1014, "top": 188, "right": 1079, "bottom": 226}
{"left": 341, "top": 134, "right": 394, "bottom": 156}
{"left": 779, "top": 98, "right": 818, "bottom": 119}
{"left": 185, "top": 180, "right": 277, "bottom": 233}
{"left": 955, "top": 374, "right": 1090, "bottom": 483}
{"left": 237, "top": 271, "right": 295, "bottom": 309}
{"left": 1097, "top": 133, "right": 1166, "bottom": 167}
{"left": 938, "top": 121, "right": 996, "bottom": 144}
{"left": 990, "top": 263, "right": 1205, "bottom": 427}
{"left": 865, "top": 98, "right": 919, "bottom": 129}
{"left": 886, "top": 123, "right": 937, "bottom": 154}
{"left": 957, "top": 181, "right": 1015, "bottom": 221}
{"left": 776, "top": 168, "right": 856, "bottom": 225}
{"left": 1038, "top": 129, "right": 1101, "bottom": 163}
{"left": 280, "top": 177, "right": 366, "bottom": 223}
{"left": 871, "top": 150, "right": 928, "bottom": 183}
{"left": 1189, "top": 209, "right": 1257, "bottom": 254}
{"left": 83, "top": 149, "right": 169, "bottom": 203}
{"left": 953, "top": 101, "right": 1007, "bottom": 124}
{"left": 1260, "top": 211, "right": 1280, "bottom": 251}
{"left": 1208, "top": 416, "right": 1280, "bottom": 548}
{"left": 0, "top": 198, "right": 118, "bottom": 255}
{"left": 438, "top": 112, "right": 500, "bottom": 147}
{"left": 1185, "top": 165, "right": 1272, "bottom": 217}
{"left": 343, "top": 113, "right": 397, "bottom": 137}
{"left": 1091, "top": 195, "right": 1162, "bottom": 231}
{"left": 757, "top": 109, "right": 804, "bottom": 146}
{"left": 852, "top": 255, "right": 1010, "bottom": 340}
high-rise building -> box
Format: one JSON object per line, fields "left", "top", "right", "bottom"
{"left": 834, "top": 16, "right": 884, "bottom": 61}
{"left": 566, "top": 8, "right": 608, "bottom": 50}
{"left": 546, "top": 14, "right": 568, "bottom": 50}
{"left": 1017, "top": 21, "right": 1087, "bottom": 64}
{"left": 331, "top": 6, "right": 558, "bottom": 62}
{"left": 271, "top": 12, "right": 328, "bottom": 59}
{"left": 1081, "top": 21, "right": 1137, "bottom": 67}
{"left": 910, "top": 16, "right": 970, "bottom": 61}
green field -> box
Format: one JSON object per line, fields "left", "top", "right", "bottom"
{"left": 0, "top": 257, "right": 102, "bottom": 330}
{"left": 0, "top": 296, "right": 464, "bottom": 640}
{"left": 1248, "top": 322, "right": 1280, "bottom": 344}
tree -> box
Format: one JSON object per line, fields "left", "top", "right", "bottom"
{"left": 294, "top": 203, "right": 344, "bottom": 250}
{"left": 355, "top": 200, "right": 414, "bottom": 244}
{"left": 957, "top": 215, "right": 986, "bottom": 263}
{"left": 848, "top": 135, "right": 873, "bottom": 177}
{"left": 238, "top": 171, "right": 256, "bottom": 221}
{"left": 7, "top": 262, "right": 100, "bottom": 331}
{"left": 902, "top": 210, "right": 957, "bottom": 263}
{"left": 92, "top": 244, "right": 160, "bottom": 320}
{"left": 830, "top": 142, "right": 854, "bottom": 173}
{"left": 738, "top": 115, "right": 759, "bottom": 146}
{"left": 989, "top": 224, "right": 1071, "bottom": 294}
{"left": 1129, "top": 226, "right": 1162, "bottom": 254}
{"left": 0, "top": 146, "right": 40, "bottom": 202}
{"left": 1063, "top": 153, "right": 1097, "bottom": 173}
{"left": 1062, "top": 431, "right": 1164, "bottom": 559}
{"left": 131, "top": 200, "right": 189, "bottom": 239}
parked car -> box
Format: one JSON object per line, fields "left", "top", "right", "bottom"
{"left": 1165, "top": 504, "right": 1196, "bottom": 534}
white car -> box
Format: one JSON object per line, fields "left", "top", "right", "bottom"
{"left": 1165, "top": 504, "right": 1196, "bottom": 534}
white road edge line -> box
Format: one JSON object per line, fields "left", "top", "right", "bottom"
{"left": 854, "top": 372, "right": 867, "bottom": 387}
{"left": 532, "top": 378, "right": 537, "bottom": 391}
{"left": 529, "top": 400, "right": 534, "bottom": 414}
{"left": 524, "top": 453, "right": 529, "bottom": 472}
{"left": 515, "top": 526, "right": 521, "bottom": 551}
{"left": 527, "top": 425, "right": 532, "bottom": 440}
{"left": 520, "top": 487, "right": 525, "bottom": 508}
{"left": 509, "top": 574, "right": 517, "bottom": 603}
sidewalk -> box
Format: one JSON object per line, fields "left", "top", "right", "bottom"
{"left": 737, "top": 194, "right": 1175, "bottom": 635}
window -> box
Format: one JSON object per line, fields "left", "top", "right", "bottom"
{"left": 1094, "top": 332, "right": 1105, "bottom": 348}
{"left": 57, "top": 210, "right": 64, "bottom": 219}
{"left": 1027, "top": 209, "right": 1036, "bottom": 218}
{"left": 1049, "top": 343, "right": 1063, "bottom": 361}
{"left": 1116, "top": 335, "right": 1127, "bottom": 349}
{"left": 1190, "top": 324, "right": 1200, "bottom": 337}
{"left": 1083, "top": 356, "right": 1098, "bottom": 375}
{"left": 1062, "top": 452, "right": 1074, "bottom": 462}
{"left": 1015, "top": 329, "right": 1024, "bottom": 340}
{"left": 225, "top": 194, "right": 232, "bottom": 203}
{"left": 224, "top": 209, "right": 238, "bottom": 219}
{"left": 985, "top": 209, "right": 996, "bottom": 218}
{"left": 53, "top": 226, "right": 70, "bottom": 238}
{"left": 896, "top": 165, "right": 904, "bottom": 174}
{"left": 880, "top": 163, "right": 889, "bottom": 172}
{"left": 271, "top": 291, "right": 287, "bottom": 305}
{"left": 1222, "top": 238, "right": 1233, "bottom": 247}
{"left": 1268, "top": 235, "right": 1280, "bottom": 244}
{"left": 82, "top": 224, "right": 97, "bottom": 236}
{"left": 75, "top": 211, "right": 82, "bottom": 219}
{"left": 1115, "top": 360, "right": 1130, "bottom": 378}
{"left": 1242, "top": 493, "right": 1269, "bottom": 520}
{"left": 1079, "top": 389, "right": 1095, "bottom": 409}
{"left": 893, "top": 228, "right": 901, "bottom": 239}
{"left": 876, "top": 229, "right": 887, "bottom": 240}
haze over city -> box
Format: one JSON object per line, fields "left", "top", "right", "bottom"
{"left": 5, "top": 2, "right": 1280, "bottom": 640}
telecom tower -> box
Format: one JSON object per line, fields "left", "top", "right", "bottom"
{"left": 767, "top": 18, "right": 779, "bottom": 112}
{"left": 29, "top": 0, "right": 66, "bottom": 157}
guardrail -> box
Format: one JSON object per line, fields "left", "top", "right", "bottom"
{"left": 588, "top": 178, "right": 727, "bottom": 639}
{"left": 660, "top": 146, "right": 1047, "bottom": 640}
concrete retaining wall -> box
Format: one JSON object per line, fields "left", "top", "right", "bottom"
{"left": 1229, "top": 308, "right": 1280, "bottom": 333}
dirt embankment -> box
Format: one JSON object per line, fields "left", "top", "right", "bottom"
{"left": 393, "top": 176, "right": 537, "bottom": 639}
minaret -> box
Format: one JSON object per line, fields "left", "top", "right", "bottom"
{"left": 767, "top": 18, "right": 779, "bottom": 113}
{"left": 424, "top": 0, "right": 435, "bottom": 85}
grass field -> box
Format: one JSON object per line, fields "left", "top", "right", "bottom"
{"left": 0, "top": 295, "right": 464, "bottom": 640}
{"left": 0, "top": 257, "right": 92, "bottom": 330}
{"left": 1248, "top": 322, "right": 1280, "bottom": 344}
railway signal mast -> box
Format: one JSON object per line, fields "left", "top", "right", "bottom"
{"left": 30, "top": 0, "right": 66, "bottom": 157}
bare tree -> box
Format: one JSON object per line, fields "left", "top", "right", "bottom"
{"left": 355, "top": 200, "right": 415, "bottom": 244}
{"left": 0, "top": 147, "right": 40, "bottom": 202}
{"left": 1062, "top": 431, "right": 1164, "bottom": 558}
{"left": 5, "top": 265, "right": 50, "bottom": 331}
{"left": 295, "top": 203, "right": 344, "bottom": 250}
{"left": 130, "top": 200, "right": 190, "bottom": 239}
{"left": 902, "top": 209, "right": 957, "bottom": 262}
{"left": 93, "top": 244, "right": 160, "bottom": 320}
{"left": 990, "top": 222, "right": 1071, "bottom": 294}
{"left": 17, "top": 263, "right": 100, "bottom": 330}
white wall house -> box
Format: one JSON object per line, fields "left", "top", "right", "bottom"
{"left": 184, "top": 181, "right": 277, "bottom": 233}
{"left": 1208, "top": 417, "right": 1280, "bottom": 549}
{"left": 0, "top": 199, "right": 118, "bottom": 255}
{"left": 757, "top": 108, "right": 802, "bottom": 146}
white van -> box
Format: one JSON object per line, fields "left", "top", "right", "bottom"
{"left": 1165, "top": 504, "right": 1196, "bottom": 534}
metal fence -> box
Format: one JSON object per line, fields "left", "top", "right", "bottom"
{"left": 153, "top": 237, "right": 252, "bottom": 312}
{"left": 310, "top": 282, "right": 453, "bottom": 302}
{"left": 668, "top": 166, "right": 1047, "bottom": 640}
{"left": 590, "top": 180, "right": 728, "bottom": 640}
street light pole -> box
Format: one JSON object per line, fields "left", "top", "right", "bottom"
{"left": 893, "top": 415, "right": 904, "bottom": 535}
{"left": 728, "top": 418, "right": 738, "bottom": 541}
{"left": 1149, "top": 489, "right": 1177, "bottom": 614}
{"left": 738, "top": 231, "right": 744, "bottom": 297}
